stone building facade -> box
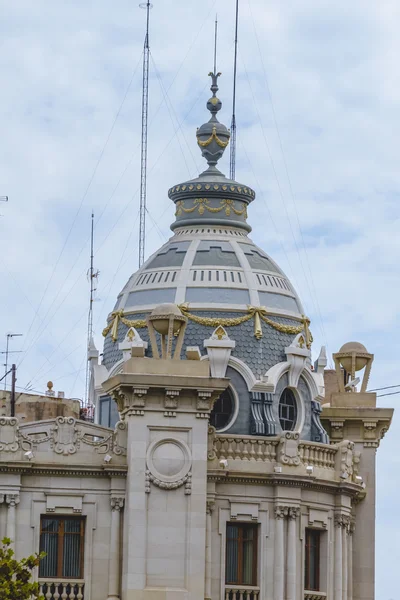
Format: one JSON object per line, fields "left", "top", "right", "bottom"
{"left": 0, "top": 71, "right": 393, "bottom": 600}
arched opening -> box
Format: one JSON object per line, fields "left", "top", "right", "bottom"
{"left": 278, "top": 388, "right": 297, "bottom": 431}
{"left": 210, "top": 387, "right": 235, "bottom": 431}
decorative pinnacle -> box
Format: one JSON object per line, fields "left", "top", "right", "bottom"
{"left": 207, "top": 70, "right": 222, "bottom": 117}
{"left": 196, "top": 71, "right": 230, "bottom": 171}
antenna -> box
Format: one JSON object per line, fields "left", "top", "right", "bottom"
{"left": 85, "top": 212, "right": 99, "bottom": 406}
{"left": 229, "top": 0, "right": 239, "bottom": 181}
{"left": 138, "top": 1, "right": 153, "bottom": 268}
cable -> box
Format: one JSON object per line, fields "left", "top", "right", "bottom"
{"left": 150, "top": 53, "right": 200, "bottom": 177}
{"left": 18, "top": 53, "right": 143, "bottom": 363}
{"left": 377, "top": 391, "right": 400, "bottom": 398}
{"left": 369, "top": 384, "right": 400, "bottom": 392}
{"left": 246, "top": 0, "right": 331, "bottom": 362}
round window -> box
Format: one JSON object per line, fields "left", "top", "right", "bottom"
{"left": 279, "top": 388, "right": 297, "bottom": 431}
{"left": 210, "top": 388, "right": 235, "bottom": 431}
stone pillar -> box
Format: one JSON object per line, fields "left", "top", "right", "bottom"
{"left": 342, "top": 517, "right": 350, "bottom": 600}
{"left": 334, "top": 515, "right": 343, "bottom": 600}
{"left": 274, "top": 506, "right": 287, "bottom": 600}
{"left": 102, "top": 355, "right": 228, "bottom": 600}
{"left": 107, "top": 496, "right": 124, "bottom": 600}
{"left": 205, "top": 500, "right": 214, "bottom": 600}
{"left": 5, "top": 494, "right": 19, "bottom": 549}
{"left": 286, "top": 507, "right": 299, "bottom": 600}
{"left": 348, "top": 521, "right": 355, "bottom": 600}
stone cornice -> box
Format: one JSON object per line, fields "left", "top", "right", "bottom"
{"left": 207, "top": 470, "right": 363, "bottom": 499}
{"left": 321, "top": 406, "right": 393, "bottom": 447}
{"left": 0, "top": 463, "right": 127, "bottom": 478}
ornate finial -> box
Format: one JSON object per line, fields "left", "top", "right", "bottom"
{"left": 206, "top": 71, "right": 222, "bottom": 117}
{"left": 196, "top": 71, "right": 230, "bottom": 172}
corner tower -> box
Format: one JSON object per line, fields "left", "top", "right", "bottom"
{"left": 98, "top": 71, "right": 327, "bottom": 445}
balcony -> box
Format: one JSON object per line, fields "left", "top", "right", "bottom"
{"left": 207, "top": 429, "right": 365, "bottom": 488}
{"left": 224, "top": 585, "right": 260, "bottom": 600}
{"left": 304, "top": 592, "right": 327, "bottom": 600}
{"left": 38, "top": 580, "right": 85, "bottom": 600}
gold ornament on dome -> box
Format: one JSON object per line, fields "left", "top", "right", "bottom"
{"left": 175, "top": 198, "right": 247, "bottom": 218}
{"left": 103, "top": 305, "right": 312, "bottom": 347}
{"left": 196, "top": 125, "right": 230, "bottom": 149}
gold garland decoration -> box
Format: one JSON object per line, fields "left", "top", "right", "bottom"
{"left": 103, "top": 305, "right": 312, "bottom": 348}
{"left": 102, "top": 310, "right": 147, "bottom": 342}
{"left": 175, "top": 198, "right": 247, "bottom": 218}
{"left": 196, "top": 125, "right": 230, "bottom": 149}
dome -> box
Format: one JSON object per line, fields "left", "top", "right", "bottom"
{"left": 101, "top": 70, "right": 319, "bottom": 441}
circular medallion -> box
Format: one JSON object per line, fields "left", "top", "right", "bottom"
{"left": 146, "top": 438, "right": 192, "bottom": 483}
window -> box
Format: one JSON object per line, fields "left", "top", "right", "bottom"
{"left": 304, "top": 529, "right": 320, "bottom": 591}
{"left": 99, "top": 395, "right": 119, "bottom": 429}
{"left": 210, "top": 388, "right": 235, "bottom": 431}
{"left": 39, "top": 517, "right": 85, "bottom": 579}
{"left": 279, "top": 388, "right": 297, "bottom": 431}
{"left": 226, "top": 523, "right": 258, "bottom": 586}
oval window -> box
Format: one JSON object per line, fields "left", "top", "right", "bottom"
{"left": 279, "top": 388, "right": 297, "bottom": 431}
{"left": 210, "top": 388, "right": 235, "bottom": 431}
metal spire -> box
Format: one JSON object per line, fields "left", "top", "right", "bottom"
{"left": 229, "top": 0, "right": 239, "bottom": 181}
{"left": 85, "top": 212, "right": 98, "bottom": 406}
{"left": 138, "top": 1, "right": 153, "bottom": 268}
{"left": 213, "top": 15, "right": 218, "bottom": 75}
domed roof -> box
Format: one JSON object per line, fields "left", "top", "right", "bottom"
{"left": 102, "top": 71, "right": 307, "bottom": 382}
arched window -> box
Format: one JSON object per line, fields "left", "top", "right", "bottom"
{"left": 279, "top": 388, "right": 297, "bottom": 431}
{"left": 210, "top": 387, "right": 235, "bottom": 431}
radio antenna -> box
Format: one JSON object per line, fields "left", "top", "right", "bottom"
{"left": 138, "top": 1, "right": 153, "bottom": 268}
{"left": 229, "top": 0, "right": 239, "bottom": 180}
{"left": 85, "top": 212, "right": 99, "bottom": 406}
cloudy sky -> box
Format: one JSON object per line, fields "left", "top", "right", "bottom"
{"left": 0, "top": 0, "right": 398, "bottom": 595}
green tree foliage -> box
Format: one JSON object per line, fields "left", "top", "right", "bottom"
{"left": 0, "top": 537, "right": 45, "bottom": 600}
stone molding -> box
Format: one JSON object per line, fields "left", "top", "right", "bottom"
{"left": 274, "top": 505, "right": 300, "bottom": 520}
{"left": 334, "top": 513, "right": 351, "bottom": 531}
{"left": 145, "top": 437, "right": 192, "bottom": 495}
{"left": 0, "top": 416, "right": 127, "bottom": 460}
{"left": 335, "top": 440, "right": 361, "bottom": 482}
{"left": 278, "top": 432, "right": 301, "bottom": 466}
{"left": 5, "top": 494, "right": 20, "bottom": 508}
{"left": 110, "top": 497, "right": 124, "bottom": 511}
{"left": 321, "top": 407, "right": 393, "bottom": 448}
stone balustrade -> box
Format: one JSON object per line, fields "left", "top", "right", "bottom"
{"left": 212, "top": 433, "right": 337, "bottom": 468}
{"left": 224, "top": 585, "right": 260, "bottom": 600}
{"left": 299, "top": 441, "right": 336, "bottom": 468}
{"left": 214, "top": 435, "right": 278, "bottom": 462}
{"left": 38, "top": 580, "right": 85, "bottom": 600}
{"left": 304, "top": 592, "right": 327, "bottom": 600}
{"left": 208, "top": 430, "right": 362, "bottom": 485}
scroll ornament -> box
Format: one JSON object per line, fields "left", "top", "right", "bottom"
{"left": 103, "top": 304, "right": 312, "bottom": 347}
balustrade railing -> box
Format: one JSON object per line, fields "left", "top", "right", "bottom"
{"left": 299, "top": 442, "right": 337, "bottom": 468}
{"left": 225, "top": 585, "right": 260, "bottom": 600}
{"left": 212, "top": 434, "right": 337, "bottom": 470}
{"left": 38, "top": 580, "right": 85, "bottom": 600}
{"left": 214, "top": 435, "right": 278, "bottom": 462}
{"left": 304, "top": 591, "right": 327, "bottom": 600}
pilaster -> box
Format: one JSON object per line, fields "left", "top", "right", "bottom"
{"left": 102, "top": 354, "right": 228, "bottom": 600}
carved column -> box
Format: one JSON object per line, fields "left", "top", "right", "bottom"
{"left": 334, "top": 515, "right": 344, "bottom": 600}
{"left": 107, "top": 497, "right": 124, "bottom": 600}
{"left": 5, "top": 494, "right": 20, "bottom": 549}
{"left": 286, "top": 507, "right": 300, "bottom": 600}
{"left": 205, "top": 500, "right": 214, "bottom": 600}
{"left": 274, "top": 506, "right": 287, "bottom": 600}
